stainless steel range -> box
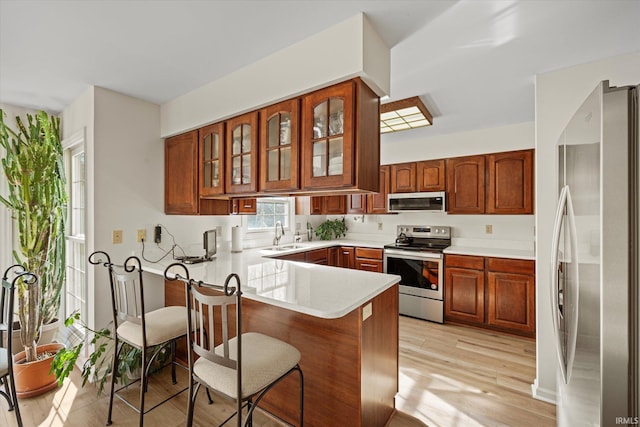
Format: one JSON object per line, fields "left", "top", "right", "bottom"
{"left": 383, "top": 225, "right": 451, "bottom": 323}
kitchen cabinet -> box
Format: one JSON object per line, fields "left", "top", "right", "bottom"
{"left": 390, "top": 162, "right": 416, "bottom": 193}
{"left": 417, "top": 159, "right": 446, "bottom": 192}
{"left": 337, "top": 246, "right": 355, "bottom": 269}
{"left": 328, "top": 247, "right": 339, "bottom": 266}
{"left": 354, "top": 247, "right": 383, "bottom": 272}
{"left": 348, "top": 165, "right": 391, "bottom": 215}
{"left": 301, "top": 78, "right": 380, "bottom": 192}
{"left": 277, "top": 251, "right": 306, "bottom": 262}
{"left": 226, "top": 111, "right": 259, "bottom": 195}
{"left": 165, "top": 130, "right": 199, "bottom": 215}
{"left": 231, "top": 198, "right": 257, "bottom": 214}
{"left": 199, "top": 122, "right": 225, "bottom": 197}
{"left": 487, "top": 258, "right": 535, "bottom": 334}
{"left": 444, "top": 255, "right": 485, "bottom": 324}
{"left": 486, "top": 149, "right": 533, "bottom": 214}
{"left": 296, "top": 195, "right": 346, "bottom": 215}
{"left": 444, "top": 254, "right": 535, "bottom": 337}
{"left": 323, "top": 195, "right": 346, "bottom": 214}
{"left": 446, "top": 155, "right": 486, "bottom": 214}
{"left": 260, "top": 99, "right": 300, "bottom": 192}
{"left": 305, "top": 248, "right": 328, "bottom": 265}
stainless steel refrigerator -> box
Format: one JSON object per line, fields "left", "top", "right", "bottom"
{"left": 551, "top": 80, "right": 638, "bottom": 426}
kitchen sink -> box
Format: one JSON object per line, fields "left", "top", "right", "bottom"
{"left": 267, "top": 244, "right": 299, "bottom": 251}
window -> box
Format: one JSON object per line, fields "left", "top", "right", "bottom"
{"left": 247, "top": 197, "right": 292, "bottom": 232}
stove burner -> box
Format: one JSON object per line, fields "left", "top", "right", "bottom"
{"left": 386, "top": 225, "right": 452, "bottom": 254}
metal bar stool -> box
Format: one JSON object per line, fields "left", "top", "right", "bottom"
{"left": 0, "top": 265, "right": 35, "bottom": 427}
{"left": 164, "top": 263, "right": 304, "bottom": 427}
{"left": 89, "top": 251, "right": 189, "bottom": 426}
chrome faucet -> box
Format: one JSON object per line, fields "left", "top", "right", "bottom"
{"left": 273, "top": 220, "right": 285, "bottom": 247}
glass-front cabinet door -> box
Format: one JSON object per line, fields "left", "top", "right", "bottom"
{"left": 199, "top": 122, "right": 225, "bottom": 197}
{"left": 260, "top": 99, "right": 300, "bottom": 192}
{"left": 302, "top": 80, "right": 355, "bottom": 189}
{"left": 226, "top": 111, "right": 258, "bottom": 194}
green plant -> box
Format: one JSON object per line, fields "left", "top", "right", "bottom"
{"left": 52, "top": 312, "right": 171, "bottom": 396}
{"left": 0, "top": 109, "right": 67, "bottom": 362}
{"left": 315, "top": 217, "right": 347, "bottom": 240}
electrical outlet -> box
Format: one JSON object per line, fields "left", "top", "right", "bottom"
{"left": 112, "top": 230, "right": 123, "bottom": 244}
{"left": 485, "top": 224, "right": 493, "bottom": 234}
{"left": 137, "top": 229, "right": 146, "bottom": 243}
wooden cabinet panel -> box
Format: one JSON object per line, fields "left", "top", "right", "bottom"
{"left": 301, "top": 79, "right": 380, "bottom": 192}
{"left": 417, "top": 159, "right": 446, "bottom": 192}
{"left": 338, "top": 247, "right": 355, "bottom": 269}
{"left": 445, "top": 254, "right": 484, "bottom": 270}
{"left": 311, "top": 196, "right": 324, "bottom": 214}
{"left": 355, "top": 247, "right": 383, "bottom": 260}
{"left": 486, "top": 149, "right": 533, "bottom": 214}
{"left": 305, "top": 248, "right": 328, "bottom": 265}
{"left": 260, "top": 99, "right": 300, "bottom": 192}
{"left": 355, "top": 259, "right": 383, "bottom": 272}
{"left": 231, "top": 198, "right": 257, "bottom": 215}
{"left": 447, "top": 155, "right": 486, "bottom": 214}
{"left": 487, "top": 272, "right": 535, "bottom": 334}
{"left": 445, "top": 267, "right": 485, "bottom": 323}
{"left": 328, "top": 246, "right": 339, "bottom": 267}
{"left": 324, "top": 195, "right": 346, "bottom": 214}
{"left": 390, "top": 162, "right": 416, "bottom": 193}
{"left": 347, "top": 194, "right": 367, "bottom": 214}
{"left": 199, "top": 122, "right": 225, "bottom": 197}
{"left": 367, "top": 165, "right": 390, "bottom": 214}
{"left": 165, "top": 130, "right": 199, "bottom": 215}
{"left": 226, "top": 111, "right": 259, "bottom": 194}
{"left": 277, "top": 251, "right": 306, "bottom": 262}
{"left": 487, "top": 257, "right": 534, "bottom": 275}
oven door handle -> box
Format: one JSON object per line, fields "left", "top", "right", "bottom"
{"left": 384, "top": 248, "right": 443, "bottom": 260}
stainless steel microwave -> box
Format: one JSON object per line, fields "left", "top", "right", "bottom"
{"left": 387, "top": 191, "right": 446, "bottom": 213}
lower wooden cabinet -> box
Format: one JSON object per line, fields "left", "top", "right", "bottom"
{"left": 445, "top": 254, "right": 535, "bottom": 337}
{"left": 276, "top": 245, "right": 383, "bottom": 272}
{"left": 337, "top": 246, "right": 355, "bottom": 269}
{"left": 354, "top": 247, "right": 383, "bottom": 272}
{"left": 305, "top": 248, "right": 328, "bottom": 265}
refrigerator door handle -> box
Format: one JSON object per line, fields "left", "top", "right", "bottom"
{"left": 550, "top": 185, "right": 580, "bottom": 384}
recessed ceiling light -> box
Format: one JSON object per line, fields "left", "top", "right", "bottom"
{"left": 380, "top": 96, "right": 433, "bottom": 133}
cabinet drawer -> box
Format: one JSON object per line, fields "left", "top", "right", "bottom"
{"left": 487, "top": 258, "right": 534, "bottom": 275}
{"left": 355, "top": 259, "right": 383, "bottom": 272}
{"left": 355, "top": 247, "right": 383, "bottom": 260}
{"left": 445, "top": 254, "right": 484, "bottom": 270}
{"left": 305, "top": 248, "right": 328, "bottom": 264}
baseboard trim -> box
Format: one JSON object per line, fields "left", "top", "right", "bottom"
{"left": 532, "top": 379, "right": 556, "bottom": 404}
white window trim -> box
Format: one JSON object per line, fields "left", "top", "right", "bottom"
{"left": 243, "top": 197, "right": 295, "bottom": 236}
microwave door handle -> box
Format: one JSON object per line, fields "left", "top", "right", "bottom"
{"left": 550, "top": 185, "right": 569, "bottom": 383}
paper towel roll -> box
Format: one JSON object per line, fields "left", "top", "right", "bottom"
{"left": 231, "top": 226, "right": 243, "bottom": 253}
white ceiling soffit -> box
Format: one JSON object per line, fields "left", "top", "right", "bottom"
{"left": 1, "top": 0, "right": 638, "bottom": 138}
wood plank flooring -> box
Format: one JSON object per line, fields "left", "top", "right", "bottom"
{"left": 1, "top": 316, "right": 554, "bottom": 427}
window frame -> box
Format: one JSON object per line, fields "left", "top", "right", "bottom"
{"left": 244, "top": 197, "right": 294, "bottom": 235}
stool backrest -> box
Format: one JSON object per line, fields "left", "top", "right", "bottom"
{"left": 1, "top": 265, "right": 38, "bottom": 357}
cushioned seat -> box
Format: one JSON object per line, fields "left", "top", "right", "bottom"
{"left": 117, "top": 306, "right": 187, "bottom": 347}
{"left": 0, "top": 348, "right": 7, "bottom": 375}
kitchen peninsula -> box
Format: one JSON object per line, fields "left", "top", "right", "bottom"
{"left": 143, "top": 244, "right": 400, "bottom": 427}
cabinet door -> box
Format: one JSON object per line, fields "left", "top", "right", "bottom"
{"left": 327, "top": 247, "right": 339, "bottom": 267}
{"left": 260, "top": 99, "right": 300, "bottom": 192}
{"left": 447, "top": 155, "right": 486, "bottom": 214}
{"left": 306, "top": 248, "right": 328, "bottom": 265}
{"left": 338, "top": 247, "right": 355, "bottom": 269}
{"left": 199, "top": 122, "right": 225, "bottom": 197}
{"left": 310, "top": 197, "right": 323, "bottom": 214}
{"left": 487, "top": 272, "right": 535, "bottom": 334}
{"left": 417, "top": 159, "right": 446, "bottom": 192}
{"left": 445, "top": 267, "right": 485, "bottom": 324}
{"left": 165, "top": 130, "right": 199, "bottom": 215}
{"left": 347, "top": 194, "right": 367, "bottom": 214}
{"left": 367, "top": 165, "right": 390, "bottom": 214}
{"left": 486, "top": 150, "right": 533, "bottom": 214}
{"left": 323, "top": 195, "right": 346, "bottom": 214}
{"left": 301, "top": 80, "right": 354, "bottom": 189}
{"left": 390, "top": 162, "right": 416, "bottom": 193}
{"left": 226, "top": 111, "right": 258, "bottom": 194}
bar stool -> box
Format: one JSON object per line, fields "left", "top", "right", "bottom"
{"left": 89, "top": 251, "right": 188, "bottom": 427}
{"left": 0, "top": 265, "right": 35, "bottom": 427}
{"left": 164, "top": 263, "right": 304, "bottom": 427}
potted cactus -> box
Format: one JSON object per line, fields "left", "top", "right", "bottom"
{"left": 0, "top": 109, "right": 67, "bottom": 396}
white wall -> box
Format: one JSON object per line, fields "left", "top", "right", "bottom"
{"left": 533, "top": 51, "right": 640, "bottom": 403}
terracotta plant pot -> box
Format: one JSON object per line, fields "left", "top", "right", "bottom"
{"left": 13, "top": 342, "right": 65, "bottom": 398}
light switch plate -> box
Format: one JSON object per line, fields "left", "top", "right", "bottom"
{"left": 362, "top": 302, "right": 372, "bottom": 321}
{"left": 112, "top": 230, "right": 123, "bottom": 244}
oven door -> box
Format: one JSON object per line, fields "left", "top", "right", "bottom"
{"left": 383, "top": 249, "right": 443, "bottom": 300}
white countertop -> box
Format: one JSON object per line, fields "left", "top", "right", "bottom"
{"left": 142, "top": 244, "right": 399, "bottom": 320}
{"left": 444, "top": 245, "right": 535, "bottom": 260}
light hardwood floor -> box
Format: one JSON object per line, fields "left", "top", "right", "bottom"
{"left": 1, "top": 316, "right": 555, "bottom": 427}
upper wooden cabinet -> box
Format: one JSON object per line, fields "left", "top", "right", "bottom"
{"left": 323, "top": 195, "right": 346, "bottom": 214}
{"left": 226, "top": 111, "right": 259, "bottom": 195}
{"left": 368, "top": 165, "right": 390, "bottom": 214}
{"left": 165, "top": 130, "right": 199, "bottom": 215}
{"left": 446, "top": 155, "right": 486, "bottom": 214}
{"left": 296, "top": 195, "right": 346, "bottom": 215}
{"left": 390, "top": 162, "right": 416, "bottom": 193}
{"left": 417, "top": 159, "right": 446, "bottom": 192}
{"left": 347, "top": 194, "right": 367, "bottom": 214}
{"left": 486, "top": 150, "right": 533, "bottom": 214}
{"left": 301, "top": 79, "right": 380, "bottom": 192}
{"left": 260, "top": 99, "right": 300, "bottom": 192}
{"left": 199, "top": 122, "right": 225, "bottom": 197}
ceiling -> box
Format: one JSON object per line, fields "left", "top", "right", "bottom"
{"left": 1, "top": 0, "right": 638, "bottom": 138}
